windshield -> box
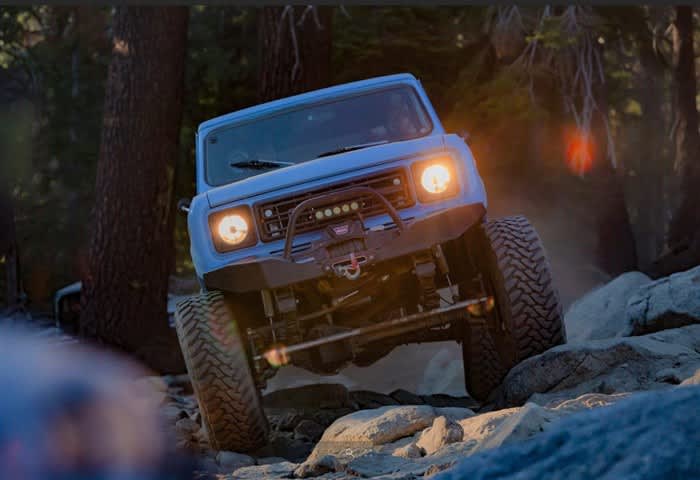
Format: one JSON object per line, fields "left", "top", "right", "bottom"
{"left": 204, "top": 86, "right": 433, "bottom": 186}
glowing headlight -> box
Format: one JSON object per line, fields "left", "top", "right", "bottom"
{"left": 217, "top": 214, "right": 249, "bottom": 245}
{"left": 420, "top": 164, "right": 451, "bottom": 194}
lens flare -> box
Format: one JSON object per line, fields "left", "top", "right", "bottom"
{"left": 420, "top": 164, "right": 451, "bottom": 194}
{"left": 565, "top": 129, "right": 595, "bottom": 175}
{"left": 264, "top": 344, "right": 290, "bottom": 368}
{"left": 217, "top": 214, "right": 249, "bottom": 245}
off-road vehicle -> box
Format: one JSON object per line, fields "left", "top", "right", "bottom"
{"left": 176, "top": 73, "right": 566, "bottom": 452}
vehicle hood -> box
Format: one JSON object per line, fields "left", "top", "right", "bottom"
{"left": 206, "top": 135, "right": 446, "bottom": 208}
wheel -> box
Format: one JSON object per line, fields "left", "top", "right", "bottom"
{"left": 459, "top": 215, "right": 566, "bottom": 401}
{"left": 461, "top": 319, "right": 507, "bottom": 401}
{"left": 174, "top": 291, "right": 269, "bottom": 451}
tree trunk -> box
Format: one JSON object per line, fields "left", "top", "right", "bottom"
{"left": 80, "top": 6, "right": 189, "bottom": 373}
{"left": 0, "top": 191, "right": 20, "bottom": 308}
{"left": 258, "top": 6, "right": 333, "bottom": 102}
{"left": 588, "top": 46, "right": 638, "bottom": 276}
{"left": 668, "top": 6, "right": 700, "bottom": 254}
{"left": 634, "top": 16, "right": 668, "bottom": 270}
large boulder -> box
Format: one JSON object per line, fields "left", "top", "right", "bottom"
{"left": 456, "top": 394, "right": 624, "bottom": 456}
{"left": 681, "top": 368, "right": 700, "bottom": 386}
{"left": 494, "top": 324, "right": 700, "bottom": 408}
{"left": 415, "top": 416, "right": 464, "bottom": 455}
{"left": 564, "top": 271, "right": 651, "bottom": 343}
{"left": 292, "top": 393, "right": 618, "bottom": 479}
{"left": 226, "top": 461, "right": 298, "bottom": 480}
{"left": 263, "top": 383, "right": 353, "bottom": 410}
{"left": 316, "top": 405, "right": 437, "bottom": 447}
{"left": 626, "top": 265, "right": 700, "bottom": 335}
{"left": 435, "top": 386, "right": 700, "bottom": 480}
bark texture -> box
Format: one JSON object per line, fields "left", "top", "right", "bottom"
{"left": 668, "top": 6, "right": 700, "bottom": 254}
{"left": 589, "top": 50, "right": 638, "bottom": 276}
{"left": 634, "top": 20, "right": 667, "bottom": 270}
{"left": 258, "top": 6, "right": 333, "bottom": 102}
{"left": 80, "top": 6, "right": 189, "bottom": 373}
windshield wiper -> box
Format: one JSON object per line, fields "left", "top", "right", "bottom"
{"left": 230, "top": 159, "right": 294, "bottom": 170}
{"left": 316, "top": 140, "right": 389, "bottom": 159}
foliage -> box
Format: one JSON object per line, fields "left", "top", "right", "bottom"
{"left": 0, "top": 5, "right": 691, "bottom": 306}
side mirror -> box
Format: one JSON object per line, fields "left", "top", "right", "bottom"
{"left": 177, "top": 198, "right": 191, "bottom": 214}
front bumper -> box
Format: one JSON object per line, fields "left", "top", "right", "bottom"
{"left": 203, "top": 202, "right": 485, "bottom": 293}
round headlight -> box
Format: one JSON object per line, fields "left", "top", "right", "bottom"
{"left": 420, "top": 164, "right": 451, "bottom": 194}
{"left": 217, "top": 214, "right": 249, "bottom": 245}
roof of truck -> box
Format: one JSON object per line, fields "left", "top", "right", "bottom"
{"left": 198, "top": 73, "right": 419, "bottom": 133}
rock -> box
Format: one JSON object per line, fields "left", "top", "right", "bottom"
{"left": 198, "top": 457, "right": 220, "bottom": 474}
{"left": 392, "top": 442, "right": 424, "bottom": 459}
{"left": 416, "top": 416, "right": 464, "bottom": 455}
{"left": 351, "top": 390, "right": 400, "bottom": 409}
{"left": 267, "top": 408, "right": 303, "bottom": 431}
{"left": 564, "top": 271, "right": 651, "bottom": 343}
{"left": 466, "top": 403, "right": 556, "bottom": 453}
{"left": 308, "top": 407, "right": 356, "bottom": 428}
{"left": 290, "top": 392, "right": 630, "bottom": 479}
{"left": 297, "top": 405, "right": 437, "bottom": 475}
{"left": 317, "top": 405, "right": 436, "bottom": 446}
{"left": 346, "top": 452, "right": 417, "bottom": 477}
{"left": 256, "top": 457, "right": 289, "bottom": 465}
{"left": 263, "top": 383, "right": 352, "bottom": 409}
{"left": 162, "top": 402, "right": 190, "bottom": 423}
{"left": 434, "top": 407, "right": 475, "bottom": 421}
{"left": 163, "top": 373, "right": 193, "bottom": 394}
{"left": 654, "top": 368, "right": 682, "bottom": 384}
{"left": 135, "top": 375, "right": 169, "bottom": 392}
{"left": 421, "top": 394, "right": 478, "bottom": 409}
{"left": 229, "top": 461, "right": 298, "bottom": 480}
{"left": 294, "top": 419, "right": 325, "bottom": 442}
{"left": 266, "top": 406, "right": 355, "bottom": 438}
{"left": 457, "top": 407, "right": 518, "bottom": 449}
{"left": 175, "top": 417, "right": 201, "bottom": 436}
{"left": 680, "top": 368, "right": 700, "bottom": 386}
{"left": 216, "top": 451, "right": 254, "bottom": 472}
{"left": 494, "top": 324, "right": 700, "bottom": 408}
{"left": 252, "top": 432, "right": 314, "bottom": 463}
{"left": 436, "top": 386, "right": 700, "bottom": 480}
{"left": 424, "top": 461, "right": 457, "bottom": 477}
{"left": 294, "top": 454, "right": 345, "bottom": 478}
{"left": 534, "top": 393, "right": 628, "bottom": 413}
{"left": 627, "top": 265, "right": 700, "bottom": 336}
{"left": 390, "top": 389, "right": 425, "bottom": 405}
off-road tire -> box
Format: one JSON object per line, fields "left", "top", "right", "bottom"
{"left": 461, "top": 320, "right": 507, "bottom": 401}
{"left": 461, "top": 215, "right": 566, "bottom": 400}
{"left": 174, "top": 291, "right": 269, "bottom": 452}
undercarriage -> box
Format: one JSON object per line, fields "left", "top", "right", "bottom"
{"left": 205, "top": 187, "right": 490, "bottom": 385}
{"left": 244, "top": 242, "right": 493, "bottom": 386}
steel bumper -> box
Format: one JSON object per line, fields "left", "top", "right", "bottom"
{"left": 203, "top": 202, "right": 485, "bottom": 293}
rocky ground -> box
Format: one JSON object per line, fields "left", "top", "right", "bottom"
{"left": 149, "top": 265, "right": 700, "bottom": 479}
{"left": 3, "top": 265, "right": 698, "bottom": 479}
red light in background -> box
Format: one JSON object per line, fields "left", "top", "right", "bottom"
{"left": 564, "top": 128, "right": 595, "bottom": 175}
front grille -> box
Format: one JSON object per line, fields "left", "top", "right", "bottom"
{"left": 256, "top": 168, "right": 414, "bottom": 242}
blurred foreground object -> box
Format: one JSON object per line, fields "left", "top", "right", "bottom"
{"left": 437, "top": 385, "right": 700, "bottom": 480}
{"left": 0, "top": 327, "right": 194, "bottom": 479}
